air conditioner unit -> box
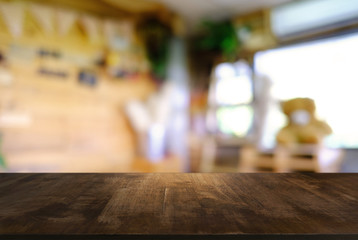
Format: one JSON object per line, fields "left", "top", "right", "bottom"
{"left": 271, "top": 0, "right": 358, "bottom": 41}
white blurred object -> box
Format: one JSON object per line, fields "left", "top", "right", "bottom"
{"left": 290, "top": 110, "right": 310, "bottom": 126}
{"left": 0, "top": 68, "right": 12, "bottom": 86}
{"left": 125, "top": 101, "right": 151, "bottom": 132}
{"left": 215, "top": 63, "right": 236, "bottom": 79}
{"left": 0, "top": 112, "right": 32, "bottom": 127}
{"left": 147, "top": 82, "right": 174, "bottom": 126}
{"left": 165, "top": 38, "right": 190, "bottom": 171}
{"left": 215, "top": 75, "right": 252, "bottom": 105}
{"left": 271, "top": 0, "right": 358, "bottom": 39}
{"left": 125, "top": 81, "right": 176, "bottom": 162}
{"left": 209, "top": 60, "right": 253, "bottom": 106}
{"left": 147, "top": 123, "right": 166, "bottom": 162}
{"left": 207, "top": 60, "right": 254, "bottom": 136}
{"left": 255, "top": 31, "right": 358, "bottom": 149}
{"left": 125, "top": 38, "right": 190, "bottom": 166}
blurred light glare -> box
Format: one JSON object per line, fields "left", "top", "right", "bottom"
{"left": 215, "top": 63, "right": 236, "bottom": 79}
{"left": 148, "top": 124, "right": 166, "bottom": 163}
{"left": 216, "top": 106, "right": 253, "bottom": 137}
{"left": 255, "top": 31, "right": 358, "bottom": 148}
{"left": 215, "top": 75, "right": 252, "bottom": 105}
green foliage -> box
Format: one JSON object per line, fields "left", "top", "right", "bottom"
{"left": 0, "top": 133, "right": 5, "bottom": 168}
{"left": 0, "top": 154, "right": 5, "bottom": 168}
{"left": 194, "top": 20, "right": 239, "bottom": 61}
{"left": 137, "top": 18, "right": 172, "bottom": 81}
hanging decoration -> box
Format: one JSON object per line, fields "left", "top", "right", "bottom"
{"left": 81, "top": 15, "right": 101, "bottom": 43}
{"left": 0, "top": 2, "right": 24, "bottom": 37}
{"left": 118, "top": 21, "right": 134, "bottom": 41}
{"left": 104, "top": 19, "right": 131, "bottom": 50}
{"left": 56, "top": 9, "right": 77, "bottom": 36}
{"left": 103, "top": 19, "right": 116, "bottom": 41}
{"left": 30, "top": 4, "right": 55, "bottom": 34}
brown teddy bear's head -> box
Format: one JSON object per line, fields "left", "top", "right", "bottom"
{"left": 281, "top": 98, "right": 315, "bottom": 125}
{"left": 276, "top": 98, "right": 332, "bottom": 145}
{"left": 281, "top": 98, "right": 315, "bottom": 117}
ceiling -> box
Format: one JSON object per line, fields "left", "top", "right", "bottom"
{"left": 34, "top": 0, "right": 296, "bottom": 23}
{"left": 104, "top": 0, "right": 295, "bottom": 22}
{"left": 101, "top": 0, "right": 298, "bottom": 34}
{"left": 146, "top": 0, "right": 295, "bottom": 22}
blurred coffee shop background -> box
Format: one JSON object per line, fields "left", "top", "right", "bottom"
{"left": 0, "top": 0, "right": 357, "bottom": 173}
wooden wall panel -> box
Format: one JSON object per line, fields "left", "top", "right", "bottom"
{"left": 0, "top": 63, "right": 154, "bottom": 171}
{"left": 0, "top": 0, "right": 156, "bottom": 172}
{"left": 0, "top": 54, "right": 154, "bottom": 172}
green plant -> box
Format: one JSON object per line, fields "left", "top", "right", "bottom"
{"left": 0, "top": 133, "right": 5, "bottom": 169}
{"left": 137, "top": 18, "right": 172, "bottom": 81}
{"left": 193, "top": 20, "right": 240, "bottom": 61}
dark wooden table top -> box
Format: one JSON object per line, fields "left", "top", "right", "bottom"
{"left": 0, "top": 173, "right": 357, "bottom": 240}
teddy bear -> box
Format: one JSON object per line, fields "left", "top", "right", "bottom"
{"left": 276, "top": 98, "right": 332, "bottom": 145}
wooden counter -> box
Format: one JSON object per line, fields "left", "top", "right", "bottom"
{"left": 0, "top": 173, "right": 357, "bottom": 239}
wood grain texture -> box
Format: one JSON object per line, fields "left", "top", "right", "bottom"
{"left": 0, "top": 173, "right": 358, "bottom": 239}
{"left": 0, "top": 7, "right": 154, "bottom": 172}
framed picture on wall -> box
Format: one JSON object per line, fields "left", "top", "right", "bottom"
{"left": 78, "top": 69, "right": 97, "bottom": 87}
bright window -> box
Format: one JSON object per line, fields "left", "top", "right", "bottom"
{"left": 216, "top": 106, "right": 253, "bottom": 137}
{"left": 208, "top": 61, "right": 253, "bottom": 137}
{"left": 255, "top": 31, "right": 358, "bottom": 148}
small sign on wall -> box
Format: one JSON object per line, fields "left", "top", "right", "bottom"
{"left": 36, "top": 48, "right": 69, "bottom": 79}
{"left": 78, "top": 69, "right": 97, "bottom": 87}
